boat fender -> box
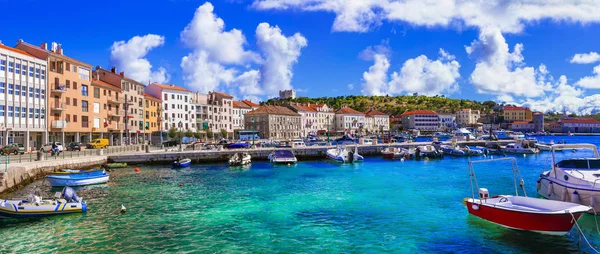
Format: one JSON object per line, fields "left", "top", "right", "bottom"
{"left": 571, "top": 191, "right": 580, "bottom": 204}
{"left": 561, "top": 187, "right": 568, "bottom": 201}
{"left": 591, "top": 196, "right": 596, "bottom": 208}
{"left": 471, "top": 204, "right": 479, "bottom": 210}
{"left": 134, "top": 168, "right": 140, "bottom": 172}
{"left": 536, "top": 180, "right": 541, "bottom": 191}
{"left": 400, "top": 158, "right": 405, "bottom": 162}
{"left": 547, "top": 182, "right": 553, "bottom": 196}
{"left": 121, "top": 204, "right": 126, "bottom": 213}
{"left": 425, "top": 157, "right": 429, "bottom": 161}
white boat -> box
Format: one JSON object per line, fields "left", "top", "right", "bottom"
{"left": 537, "top": 144, "right": 600, "bottom": 213}
{"left": 502, "top": 140, "right": 538, "bottom": 154}
{"left": 291, "top": 139, "right": 306, "bottom": 147}
{"left": 453, "top": 128, "right": 476, "bottom": 141}
{"left": 0, "top": 187, "right": 87, "bottom": 218}
{"left": 440, "top": 145, "right": 466, "bottom": 156}
{"left": 268, "top": 150, "right": 297, "bottom": 164}
{"left": 229, "top": 152, "right": 251, "bottom": 166}
{"left": 381, "top": 147, "right": 408, "bottom": 159}
{"left": 326, "top": 146, "right": 364, "bottom": 163}
{"left": 416, "top": 145, "right": 443, "bottom": 158}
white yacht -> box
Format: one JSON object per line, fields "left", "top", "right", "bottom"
{"left": 537, "top": 144, "right": 600, "bottom": 213}
{"left": 453, "top": 128, "right": 476, "bottom": 141}
{"left": 326, "top": 146, "right": 364, "bottom": 163}
{"left": 502, "top": 140, "right": 539, "bottom": 154}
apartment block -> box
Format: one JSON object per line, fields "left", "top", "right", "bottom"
{"left": 0, "top": 42, "right": 48, "bottom": 151}
{"left": 503, "top": 106, "right": 532, "bottom": 122}
{"left": 364, "top": 109, "right": 390, "bottom": 133}
{"left": 335, "top": 107, "right": 366, "bottom": 135}
{"left": 144, "top": 94, "right": 161, "bottom": 134}
{"left": 286, "top": 103, "right": 318, "bottom": 137}
{"left": 400, "top": 110, "right": 439, "bottom": 131}
{"left": 245, "top": 105, "right": 301, "bottom": 139}
{"left": 310, "top": 104, "right": 335, "bottom": 135}
{"left": 146, "top": 83, "right": 194, "bottom": 131}
{"left": 233, "top": 100, "right": 259, "bottom": 130}
{"left": 456, "top": 108, "right": 480, "bottom": 126}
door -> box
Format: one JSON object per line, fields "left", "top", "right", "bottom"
{"left": 93, "top": 117, "right": 100, "bottom": 129}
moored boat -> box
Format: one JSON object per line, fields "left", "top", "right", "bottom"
{"left": 537, "top": 144, "right": 600, "bottom": 213}
{"left": 172, "top": 158, "right": 192, "bottom": 168}
{"left": 229, "top": 153, "right": 251, "bottom": 166}
{"left": 226, "top": 143, "right": 249, "bottom": 149}
{"left": 440, "top": 145, "right": 466, "bottom": 156}
{"left": 502, "top": 140, "right": 538, "bottom": 154}
{"left": 0, "top": 187, "right": 86, "bottom": 218}
{"left": 326, "top": 146, "right": 364, "bottom": 163}
{"left": 46, "top": 170, "right": 109, "bottom": 187}
{"left": 381, "top": 147, "right": 408, "bottom": 159}
{"left": 268, "top": 150, "right": 298, "bottom": 164}
{"left": 105, "top": 163, "right": 128, "bottom": 169}
{"left": 415, "top": 145, "right": 442, "bottom": 159}
{"left": 465, "top": 158, "right": 590, "bottom": 235}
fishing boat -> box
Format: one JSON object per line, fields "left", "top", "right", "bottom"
{"left": 415, "top": 145, "right": 442, "bottom": 159}
{"left": 226, "top": 142, "right": 249, "bottom": 149}
{"left": 502, "top": 140, "right": 538, "bottom": 154}
{"left": 381, "top": 147, "right": 408, "bottom": 159}
{"left": 0, "top": 187, "right": 87, "bottom": 218}
{"left": 172, "top": 158, "right": 192, "bottom": 168}
{"left": 537, "top": 144, "right": 600, "bottom": 213}
{"left": 268, "top": 150, "right": 298, "bottom": 164}
{"left": 464, "top": 158, "right": 590, "bottom": 235}
{"left": 229, "top": 153, "right": 251, "bottom": 166}
{"left": 105, "top": 163, "right": 128, "bottom": 169}
{"left": 46, "top": 170, "right": 110, "bottom": 187}
{"left": 326, "top": 146, "right": 364, "bottom": 163}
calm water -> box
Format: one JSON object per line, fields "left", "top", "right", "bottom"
{"left": 1, "top": 136, "right": 599, "bottom": 253}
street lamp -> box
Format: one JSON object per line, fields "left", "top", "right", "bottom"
{"left": 251, "top": 117, "right": 255, "bottom": 148}
{"left": 178, "top": 121, "right": 182, "bottom": 152}
{"left": 326, "top": 115, "right": 330, "bottom": 145}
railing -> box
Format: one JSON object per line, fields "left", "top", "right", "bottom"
{"left": 51, "top": 120, "right": 67, "bottom": 128}
{"left": 51, "top": 84, "right": 67, "bottom": 93}
{"left": 51, "top": 102, "right": 66, "bottom": 110}
{"left": 0, "top": 144, "right": 144, "bottom": 167}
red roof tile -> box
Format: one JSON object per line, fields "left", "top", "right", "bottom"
{"left": 152, "top": 83, "right": 190, "bottom": 92}
{"left": 400, "top": 110, "right": 437, "bottom": 116}
{"left": 335, "top": 107, "right": 364, "bottom": 115}
{"left": 365, "top": 109, "right": 388, "bottom": 117}
{"left": 92, "top": 79, "right": 120, "bottom": 90}
{"left": 242, "top": 100, "right": 259, "bottom": 107}
{"left": 233, "top": 100, "right": 251, "bottom": 108}
{"left": 212, "top": 91, "right": 233, "bottom": 98}
{"left": 288, "top": 105, "right": 317, "bottom": 112}
{"left": 247, "top": 105, "right": 300, "bottom": 116}
{"left": 561, "top": 118, "right": 600, "bottom": 124}
{"left": 144, "top": 93, "right": 161, "bottom": 101}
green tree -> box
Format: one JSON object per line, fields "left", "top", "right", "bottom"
{"left": 220, "top": 129, "right": 228, "bottom": 139}
{"left": 194, "top": 130, "right": 203, "bottom": 139}
{"left": 184, "top": 129, "right": 194, "bottom": 138}
{"left": 206, "top": 129, "right": 213, "bottom": 139}
{"left": 168, "top": 127, "right": 177, "bottom": 139}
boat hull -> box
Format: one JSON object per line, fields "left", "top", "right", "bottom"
{"left": 465, "top": 200, "right": 583, "bottom": 234}
{"left": 537, "top": 176, "right": 600, "bottom": 213}
{"left": 46, "top": 175, "right": 110, "bottom": 187}
{"left": 0, "top": 201, "right": 86, "bottom": 218}
{"left": 172, "top": 161, "right": 191, "bottom": 168}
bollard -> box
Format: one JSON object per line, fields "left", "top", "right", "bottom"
{"left": 19, "top": 154, "right": 21, "bottom": 163}
{"left": 37, "top": 151, "right": 43, "bottom": 161}
{"left": 146, "top": 145, "right": 150, "bottom": 153}
{"left": 30, "top": 152, "right": 32, "bottom": 162}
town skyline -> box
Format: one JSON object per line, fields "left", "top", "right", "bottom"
{"left": 1, "top": 1, "right": 600, "bottom": 114}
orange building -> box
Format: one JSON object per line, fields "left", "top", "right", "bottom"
{"left": 144, "top": 93, "right": 161, "bottom": 134}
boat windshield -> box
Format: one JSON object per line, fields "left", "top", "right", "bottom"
{"left": 274, "top": 150, "right": 294, "bottom": 158}
{"left": 556, "top": 159, "right": 600, "bottom": 170}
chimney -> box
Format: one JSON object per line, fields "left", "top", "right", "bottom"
{"left": 119, "top": 71, "right": 124, "bottom": 77}
{"left": 40, "top": 42, "right": 47, "bottom": 50}
{"left": 56, "top": 43, "right": 63, "bottom": 55}
{"left": 111, "top": 67, "right": 116, "bottom": 73}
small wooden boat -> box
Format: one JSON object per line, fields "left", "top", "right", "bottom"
{"left": 46, "top": 170, "right": 110, "bottom": 187}
{"left": 0, "top": 187, "right": 87, "bottom": 218}
{"left": 465, "top": 158, "right": 590, "bottom": 235}
{"left": 172, "top": 158, "right": 192, "bottom": 168}
{"left": 229, "top": 153, "right": 251, "bottom": 166}
{"left": 105, "top": 163, "right": 128, "bottom": 169}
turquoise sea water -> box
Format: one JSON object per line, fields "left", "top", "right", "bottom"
{"left": 1, "top": 136, "right": 599, "bottom": 253}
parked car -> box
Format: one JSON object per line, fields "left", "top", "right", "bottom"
{"left": 86, "top": 138, "right": 109, "bottom": 149}
{"left": 41, "top": 142, "right": 64, "bottom": 153}
{"left": 0, "top": 144, "right": 25, "bottom": 155}
{"left": 67, "top": 142, "right": 82, "bottom": 151}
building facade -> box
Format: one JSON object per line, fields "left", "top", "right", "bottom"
{"left": 232, "top": 100, "right": 258, "bottom": 131}
{"left": 510, "top": 121, "right": 535, "bottom": 132}
{"left": 287, "top": 104, "right": 318, "bottom": 137}
{"left": 311, "top": 104, "right": 335, "bottom": 135}
{"left": 244, "top": 105, "right": 301, "bottom": 139}
{"left": 364, "top": 109, "right": 390, "bottom": 133}
{"left": 335, "top": 107, "right": 366, "bottom": 135}
{"left": 437, "top": 113, "right": 456, "bottom": 131}
{"left": 504, "top": 106, "right": 532, "bottom": 122}
{"left": 560, "top": 118, "right": 600, "bottom": 133}
{"left": 400, "top": 110, "right": 439, "bottom": 131}
{"left": 456, "top": 109, "right": 480, "bottom": 126}
{"left": 146, "top": 83, "right": 194, "bottom": 132}
{"left": 144, "top": 94, "right": 161, "bottom": 135}
{"left": 533, "top": 112, "right": 544, "bottom": 132}
{"left": 0, "top": 42, "right": 48, "bottom": 151}
{"left": 206, "top": 92, "right": 233, "bottom": 137}
{"left": 279, "top": 89, "right": 296, "bottom": 100}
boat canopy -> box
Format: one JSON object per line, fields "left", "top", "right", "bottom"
{"left": 273, "top": 150, "right": 295, "bottom": 158}
{"left": 556, "top": 159, "right": 600, "bottom": 170}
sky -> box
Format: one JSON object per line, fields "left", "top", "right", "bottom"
{"left": 2, "top": 0, "right": 600, "bottom": 114}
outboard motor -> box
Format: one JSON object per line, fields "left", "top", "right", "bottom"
{"left": 348, "top": 151, "right": 354, "bottom": 163}
{"left": 61, "top": 186, "right": 80, "bottom": 203}
{"left": 415, "top": 148, "right": 421, "bottom": 159}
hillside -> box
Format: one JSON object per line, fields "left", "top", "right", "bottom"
{"left": 264, "top": 95, "right": 496, "bottom": 115}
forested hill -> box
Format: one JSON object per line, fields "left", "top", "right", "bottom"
{"left": 264, "top": 95, "right": 496, "bottom": 115}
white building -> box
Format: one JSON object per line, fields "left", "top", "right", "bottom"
{"left": 311, "top": 103, "right": 335, "bottom": 134}
{"left": 286, "top": 103, "right": 318, "bottom": 137}
{"left": 335, "top": 107, "right": 366, "bottom": 135}
{"left": 0, "top": 43, "right": 48, "bottom": 151}
{"left": 438, "top": 113, "right": 456, "bottom": 131}
{"left": 401, "top": 110, "right": 439, "bottom": 131}
{"left": 279, "top": 89, "right": 296, "bottom": 100}
{"left": 146, "top": 83, "right": 194, "bottom": 131}
{"left": 233, "top": 100, "right": 259, "bottom": 130}
{"left": 456, "top": 108, "right": 480, "bottom": 126}
{"left": 365, "top": 109, "right": 390, "bottom": 133}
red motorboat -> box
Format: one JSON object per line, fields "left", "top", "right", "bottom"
{"left": 464, "top": 158, "right": 590, "bottom": 235}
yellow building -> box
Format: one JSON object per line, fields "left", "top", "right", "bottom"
{"left": 503, "top": 106, "right": 532, "bottom": 122}
{"left": 144, "top": 94, "right": 161, "bottom": 134}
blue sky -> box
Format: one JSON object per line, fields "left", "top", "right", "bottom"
{"left": 2, "top": 0, "right": 600, "bottom": 113}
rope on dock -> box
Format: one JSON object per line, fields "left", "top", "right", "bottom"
{"left": 569, "top": 211, "right": 599, "bottom": 253}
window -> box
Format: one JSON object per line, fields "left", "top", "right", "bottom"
{"left": 35, "top": 68, "right": 40, "bottom": 78}
{"left": 41, "top": 108, "right": 45, "bottom": 119}
{"left": 0, "top": 82, "right": 4, "bottom": 93}
{"left": 7, "top": 106, "right": 13, "bottom": 117}
{"left": 73, "top": 82, "right": 77, "bottom": 90}
{"left": 81, "top": 85, "right": 88, "bottom": 96}
{"left": 164, "top": 94, "right": 167, "bottom": 100}
{"left": 172, "top": 94, "right": 175, "bottom": 99}
{"left": 41, "top": 69, "right": 45, "bottom": 79}
{"left": 73, "top": 98, "right": 78, "bottom": 107}
{"left": 66, "top": 114, "right": 70, "bottom": 122}
{"left": 41, "top": 89, "right": 45, "bottom": 99}
{"left": 0, "top": 60, "right": 5, "bottom": 71}
{"left": 82, "top": 100, "right": 88, "bottom": 112}
{"left": 103, "top": 89, "right": 107, "bottom": 96}
{"left": 73, "top": 115, "right": 77, "bottom": 122}
{"left": 66, "top": 62, "right": 71, "bottom": 71}
{"left": 94, "top": 87, "right": 100, "bottom": 98}
{"left": 35, "top": 88, "right": 40, "bottom": 98}
{"left": 8, "top": 84, "right": 13, "bottom": 95}
{"left": 73, "top": 65, "right": 77, "bottom": 72}
{"left": 66, "top": 97, "right": 70, "bottom": 105}
{"left": 8, "top": 62, "right": 13, "bottom": 73}
{"left": 28, "top": 87, "right": 33, "bottom": 97}
{"left": 0, "top": 106, "right": 4, "bottom": 116}
{"left": 78, "top": 67, "right": 90, "bottom": 80}
{"left": 82, "top": 116, "right": 89, "bottom": 128}
{"left": 29, "top": 67, "right": 33, "bottom": 77}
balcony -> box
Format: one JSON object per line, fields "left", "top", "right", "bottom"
{"left": 108, "top": 124, "right": 122, "bottom": 131}
{"left": 108, "top": 111, "right": 122, "bottom": 118}
{"left": 51, "top": 102, "right": 66, "bottom": 111}
{"left": 51, "top": 84, "right": 67, "bottom": 94}
{"left": 51, "top": 120, "right": 67, "bottom": 129}
{"left": 107, "top": 97, "right": 123, "bottom": 104}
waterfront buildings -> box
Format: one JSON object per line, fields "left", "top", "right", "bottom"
{"left": 335, "top": 107, "right": 366, "bottom": 135}
{"left": 400, "top": 110, "right": 439, "bottom": 131}
{"left": 146, "top": 83, "right": 194, "bottom": 132}
{"left": 437, "top": 113, "right": 456, "bottom": 131}
{"left": 0, "top": 42, "right": 48, "bottom": 151}
{"left": 311, "top": 104, "right": 335, "bottom": 135}
{"left": 245, "top": 105, "right": 301, "bottom": 139}
{"left": 144, "top": 94, "right": 161, "bottom": 135}
{"left": 279, "top": 89, "right": 296, "bottom": 100}
{"left": 364, "top": 109, "right": 390, "bottom": 133}
{"left": 559, "top": 118, "right": 600, "bottom": 133}
{"left": 207, "top": 92, "right": 233, "bottom": 137}
{"left": 456, "top": 108, "right": 480, "bottom": 126}
{"left": 233, "top": 100, "right": 259, "bottom": 131}
{"left": 286, "top": 103, "right": 318, "bottom": 136}
{"left": 503, "top": 106, "right": 532, "bottom": 122}
{"left": 510, "top": 121, "right": 535, "bottom": 132}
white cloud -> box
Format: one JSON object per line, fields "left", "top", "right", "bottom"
{"left": 361, "top": 48, "right": 460, "bottom": 96}
{"left": 575, "top": 64, "right": 600, "bottom": 89}
{"left": 109, "top": 34, "right": 169, "bottom": 84}
{"left": 361, "top": 54, "right": 390, "bottom": 96}
{"left": 180, "top": 2, "right": 260, "bottom": 64}
{"left": 570, "top": 52, "right": 600, "bottom": 64}
{"left": 234, "top": 70, "right": 262, "bottom": 95}
{"left": 347, "top": 83, "right": 354, "bottom": 90}
{"left": 359, "top": 39, "right": 391, "bottom": 61}
{"left": 256, "top": 22, "right": 308, "bottom": 96}
{"left": 252, "top": 0, "right": 600, "bottom": 34}
{"left": 388, "top": 49, "right": 460, "bottom": 96}
{"left": 180, "top": 51, "right": 236, "bottom": 93}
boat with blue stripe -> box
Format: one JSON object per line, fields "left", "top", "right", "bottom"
{"left": 0, "top": 187, "right": 86, "bottom": 218}
{"left": 46, "top": 170, "right": 109, "bottom": 187}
